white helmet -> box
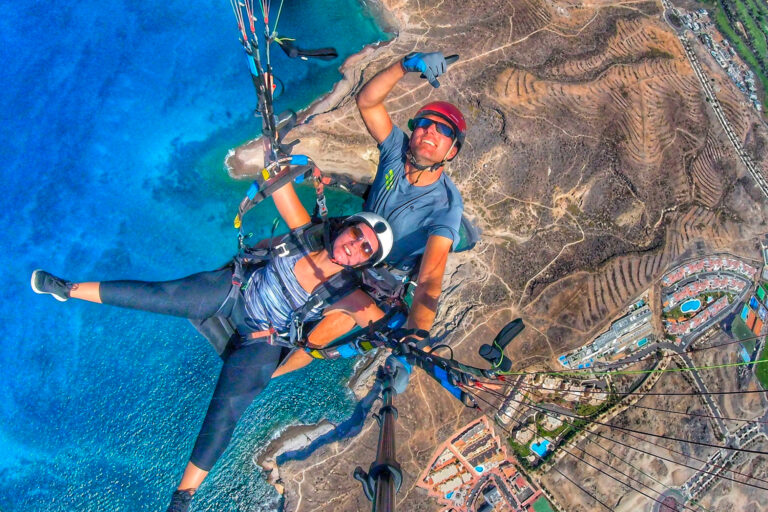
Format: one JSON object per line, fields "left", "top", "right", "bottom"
{"left": 345, "top": 212, "right": 393, "bottom": 266}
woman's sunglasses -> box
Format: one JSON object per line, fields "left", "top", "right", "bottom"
{"left": 409, "top": 117, "right": 455, "bottom": 139}
{"left": 349, "top": 225, "right": 374, "bottom": 256}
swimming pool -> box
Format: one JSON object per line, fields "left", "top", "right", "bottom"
{"left": 531, "top": 439, "right": 551, "bottom": 457}
{"left": 681, "top": 299, "right": 701, "bottom": 314}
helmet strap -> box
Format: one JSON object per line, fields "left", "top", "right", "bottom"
{"left": 406, "top": 151, "right": 443, "bottom": 173}
{"left": 441, "top": 138, "right": 458, "bottom": 164}
{"left": 406, "top": 136, "right": 457, "bottom": 177}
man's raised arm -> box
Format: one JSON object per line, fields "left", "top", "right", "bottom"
{"left": 356, "top": 52, "right": 449, "bottom": 144}
{"left": 355, "top": 61, "right": 402, "bottom": 143}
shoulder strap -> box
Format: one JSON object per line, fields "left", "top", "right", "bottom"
{"left": 292, "top": 269, "right": 361, "bottom": 322}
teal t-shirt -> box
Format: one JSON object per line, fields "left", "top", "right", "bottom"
{"left": 364, "top": 126, "right": 464, "bottom": 272}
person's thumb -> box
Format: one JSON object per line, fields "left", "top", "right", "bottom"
{"left": 425, "top": 68, "right": 440, "bottom": 88}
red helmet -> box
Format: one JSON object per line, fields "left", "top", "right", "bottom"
{"left": 411, "top": 101, "right": 467, "bottom": 149}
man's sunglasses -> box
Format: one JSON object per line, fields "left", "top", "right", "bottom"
{"left": 408, "top": 117, "right": 455, "bottom": 139}
{"left": 350, "top": 225, "right": 374, "bottom": 256}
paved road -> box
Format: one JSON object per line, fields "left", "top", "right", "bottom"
{"left": 659, "top": 0, "right": 768, "bottom": 198}
{"left": 678, "top": 352, "right": 727, "bottom": 436}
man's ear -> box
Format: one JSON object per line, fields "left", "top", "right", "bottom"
{"left": 446, "top": 145, "right": 459, "bottom": 161}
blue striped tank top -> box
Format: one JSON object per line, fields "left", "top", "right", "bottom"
{"left": 242, "top": 250, "right": 324, "bottom": 333}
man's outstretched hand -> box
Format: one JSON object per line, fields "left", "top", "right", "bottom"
{"left": 384, "top": 354, "right": 412, "bottom": 395}
{"left": 402, "top": 51, "right": 447, "bottom": 88}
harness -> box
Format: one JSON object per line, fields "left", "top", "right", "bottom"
{"left": 226, "top": 221, "right": 363, "bottom": 347}
{"left": 219, "top": 6, "right": 415, "bottom": 361}
{"left": 191, "top": 223, "right": 416, "bottom": 359}
{"left": 299, "top": 255, "right": 417, "bottom": 360}
{"left": 299, "top": 209, "right": 482, "bottom": 361}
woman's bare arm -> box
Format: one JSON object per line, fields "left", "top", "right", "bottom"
{"left": 270, "top": 173, "right": 311, "bottom": 230}
{"left": 271, "top": 291, "right": 385, "bottom": 378}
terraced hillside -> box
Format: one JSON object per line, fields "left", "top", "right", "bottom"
{"left": 226, "top": 0, "right": 768, "bottom": 509}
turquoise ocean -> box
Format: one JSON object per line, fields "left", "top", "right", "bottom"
{"left": 0, "top": 1, "right": 389, "bottom": 510}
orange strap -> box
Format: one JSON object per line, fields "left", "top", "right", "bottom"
{"left": 247, "top": 327, "right": 277, "bottom": 340}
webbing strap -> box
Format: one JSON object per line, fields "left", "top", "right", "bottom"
{"left": 304, "top": 310, "right": 408, "bottom": 359}
{"left": 236, "top": 162, "right": 313, "bottom": 227}
{"left": 246, "top": 327, "right": 276, "bottom": 340}
{"left": 305, "top": 335, "right": 385, "bottom": 360}
{"left": 215, "top": 260, "right": 246, "bottom": 317}
{"left": 268, "top": 221, "right": 303, "bottom": 313}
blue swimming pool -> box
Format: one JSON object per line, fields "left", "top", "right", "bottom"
{"left": 531, "top": 440, "right": 551, "bottom": 457}
{"left": 681, "top": 299, "right": 702, "bottom": 314}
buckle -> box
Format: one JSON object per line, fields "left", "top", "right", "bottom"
{"left": 353, "top": 338, "right": 368, "bottom": 355}
{"left": 274, "top": 242, "right": 290, "bottom": 257}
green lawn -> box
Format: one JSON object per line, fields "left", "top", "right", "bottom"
{"left": 713, "top": 1, "right": 768, "bottom": 100}
{"left": 575, "top": 401, "right": 607, "bottom": 417}
{"left": 533, "top": 497, "right": 556, "bottom": 512}
{"left": 734, "top": 0, "right": 768, "bottom": 58}
{"left": 509, "top": 438, "right": 532, "bottom": 458}
{"left": 731, "top": 316, "right": 755, "bottom": 340}
{"left": 742, "top": 0, "right": 768, "bottom": 41}
{"left": 755, "top": 341, "right": 768, "bottom": 389}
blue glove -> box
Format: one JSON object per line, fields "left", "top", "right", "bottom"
{"left": 402, "top": 52, "right": 447, "bottom": 88}
{"left": 385, "top": 354, "right": 412, "bottom": 395}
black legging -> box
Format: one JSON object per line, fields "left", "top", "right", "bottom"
{"left": 99, "top": 268, "right": 284, "bottom": 471}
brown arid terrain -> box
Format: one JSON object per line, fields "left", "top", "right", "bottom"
{"left": 226, "top": 0, "right": 768, "bottom": 510}
{"left": 695, "top": 438, "right": 768, "bottom": 511}
{"left": 540, "top": 368, "right": 714, "bottom": 511}
{"left": 537, "top": 350, "right": 768, "bottom": 511}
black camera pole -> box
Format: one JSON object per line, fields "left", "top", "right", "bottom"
{"left": 352, "top": 318, "right": 525, "bottom": 511}
{"left": 354, "top": 364, "right": 403, "bottom": 512}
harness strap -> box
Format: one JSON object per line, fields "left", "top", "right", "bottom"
{"left": 244, "top": 327, "right": 279, "bottom": 346}
{"left": 288, "top": 268, "right": 361, "bottom": 345}
{"left": 215, "top": 259, "right": 246, "bottom": 317}
{"left": 304, "top": 310, "right": 409, "bottom": 360}
{"left": 246, "top": 327, "right": 277, "bottom": 340}
{"left": 241, "top": 327, "right": 296, "bottom": 349}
